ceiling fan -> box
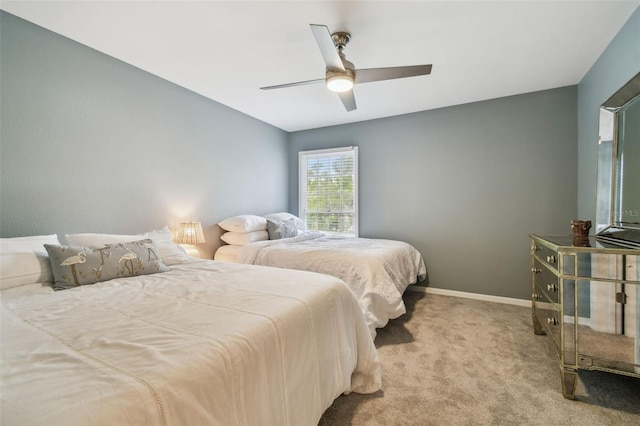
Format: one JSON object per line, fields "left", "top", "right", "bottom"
{"left": 260, "top": 24, "right": 433, "bottom": 112}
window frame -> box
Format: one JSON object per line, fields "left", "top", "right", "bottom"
{"left": 298, "top": 146, "right": 359, "bottom": 237}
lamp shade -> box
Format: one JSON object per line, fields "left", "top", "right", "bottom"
{"left": 175, "top": 222, "right": 206, "bottom": 244}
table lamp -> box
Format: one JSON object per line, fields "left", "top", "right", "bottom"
{"left": 175, "top": 221, "right": 206, "bottom": 257}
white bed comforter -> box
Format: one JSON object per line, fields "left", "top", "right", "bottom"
{"left": 1, "top": 260, "right": 381, "bottom": 426}
{"left": 237, "top": 233, "right": 427, "bottom": 338}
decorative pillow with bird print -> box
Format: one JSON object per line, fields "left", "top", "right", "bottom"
{"left": 266, "top": 218, "right": 298, "bottom": 240}
{"left": 44, "top": 239, "right": 169, "bottom": 290}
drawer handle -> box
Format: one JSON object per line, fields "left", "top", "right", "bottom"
{"left": 531, "top": 244, "right": 541, "bottom": 252}
{"left": 531, "top": 267, "right": 541, "bottom": 274}
{"left": 532, "top": 292, "right": 542, "bottom": 300}
{"left": 546, "top": 255, "right": 557, "bottom": 264}
{"left": 547, "top": 317, "right": 558, "bottom": 326}
{"left": 547, "top": 283, "right": 558, "bottom": 292}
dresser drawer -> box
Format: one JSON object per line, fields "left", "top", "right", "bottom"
{"left": 532, "top": 259, "right": 560, "bottom": 304}
{"left": 531, "top": 241, "right": 559, "bottom": 272}
{"left": 533, "top": 298, "right": 560, "bottom": 352}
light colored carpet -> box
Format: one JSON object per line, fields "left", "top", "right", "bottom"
{"left": 319, "top": 291, "right": 640, "bottom": 425}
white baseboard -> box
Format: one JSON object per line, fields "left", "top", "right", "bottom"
{"left": 564, "top": 315, "right": 592, "bottom": 327}
{"left": 407, "top": 285, "right": 530, "bottom": 307}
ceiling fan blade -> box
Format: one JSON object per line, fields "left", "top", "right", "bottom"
{"left": 310, "top": 24, "right": 345, "bottom": 72}
{"left": 260, "top": 78, "right": 325, "bottom": 90}
{"left": 355, "top": 64, "right": 432, "bottom": 84}
{"left": 337, "top": 90, "right": 357, "bottom": 112}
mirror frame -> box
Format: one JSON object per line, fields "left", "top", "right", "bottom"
{"left": 595, "top": 71, "right": 640, "bottom": 249}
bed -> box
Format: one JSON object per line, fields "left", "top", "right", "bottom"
{"left": 213, "top": 214, "right": 427, "bottom": 339}
{"left": 1, "top": 232, "right": 381, "bottom": 425}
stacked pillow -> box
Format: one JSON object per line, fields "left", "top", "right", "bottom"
{"left": 214, "top": 213, "right": 308, "bottom": 262}
{"left": 215, "top": 215, "right": 269, "bottom": 262}
{"left": 1, "top": 234, "right": 61, "bottom": 292}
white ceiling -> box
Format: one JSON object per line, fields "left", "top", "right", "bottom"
{"left": 2, "top": 1, "right": 638, "bottom": 132}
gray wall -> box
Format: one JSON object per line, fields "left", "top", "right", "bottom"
{"left": 3, "top": 7, "right": 635, "bottom": 301}
{"left": 289, "top": 87, "right": 578, "bottom": 300}
{"left": 0, "top": 12, "right": 289, "bottom": 258}
{"left": 577, "top": 7, "right": 640, "bottom": 223}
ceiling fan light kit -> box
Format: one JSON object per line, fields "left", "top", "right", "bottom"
{"left": 326, "top": 70, "right": 355, "bottom": 92}
{"left": 260, "top": 24, "right": 432, "bottom": 112}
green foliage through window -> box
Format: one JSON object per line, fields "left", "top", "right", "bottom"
{"left": 299, "top": 147, "right": 358, "bottom": 236}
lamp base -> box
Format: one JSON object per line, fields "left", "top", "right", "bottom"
{"left": 181, "top": 244, "right": 200, "bottom": 258}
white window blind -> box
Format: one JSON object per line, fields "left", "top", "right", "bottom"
{"left": 299, "top": 146, "right": 358, "bottom": 236}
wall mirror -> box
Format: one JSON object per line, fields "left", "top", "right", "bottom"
{"left": 596, "top": 71, "right": 640, "bottom": 249}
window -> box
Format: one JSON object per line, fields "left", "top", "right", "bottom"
{"left": 299, "top": 146, "right": 358, "bottom": 236}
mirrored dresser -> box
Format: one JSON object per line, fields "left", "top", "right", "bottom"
{"left": 529, "top": 234, "right": 639, "bottom": 399}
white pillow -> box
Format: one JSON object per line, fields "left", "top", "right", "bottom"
{"left": 220, "top": 230, "right": 269, "bottom": 246}
{"left": 65, "top": 233, "right": 137, "bottom": 246}
{"left": 218, "top": 215, "right": 267, "bottom": 233}
{"left": 263, "top": 212, "right": 306, "bottom": 233}
{"left": 0, "top": 234, "right": 61, "bottom": 290}
{"left": 214, "top": 245, "right": 242, "bottom": 263}
{"left": 65, "top": 226, "right": 189, "bottom": 266}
